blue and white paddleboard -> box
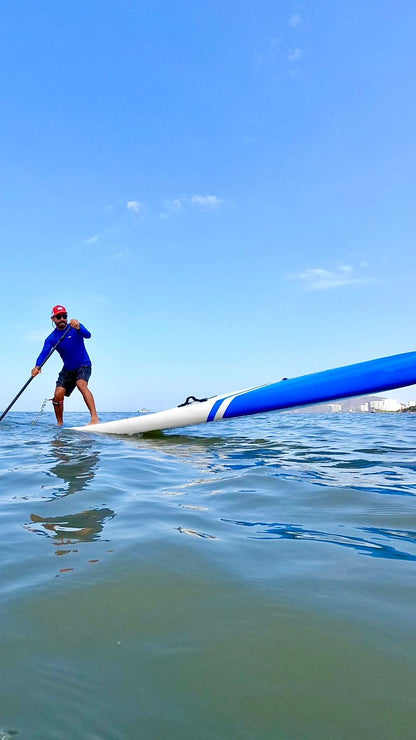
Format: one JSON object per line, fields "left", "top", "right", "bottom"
{"left": 71, "top": 351, "right": 416, "bottom": 435}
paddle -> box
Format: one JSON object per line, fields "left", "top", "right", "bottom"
{"left": 0, "top": 325, "right": 71, "bottom": 422}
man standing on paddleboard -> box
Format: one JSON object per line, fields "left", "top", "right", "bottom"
{"left": 31, "top": 305, "right": 99, "bottom": 426}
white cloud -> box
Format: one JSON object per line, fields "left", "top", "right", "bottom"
{"left": 160, "top": 194, "right": 224, "bottom": 217}
{"left": 287, "top": 264, "right": 371, "bottom": 290}
{"left": 164, "top": 198, "right": 184, "bottom": 211}
{"left": 190, "top": 195, "right": 223, "bottom": 208}
{"left": 83, "top": 234, "right": 99, "bottom": 245}
{"left": 289, "top": 13, "right": 302, "bottom": 27}
{"left": 126, "top": 200, "right": 144, "bottom": 214}
{"left": 288, "top": 48, "right": 302, "bottom": 62}
{"left": 160, "top": 198, "right": 184, "bottom": 218}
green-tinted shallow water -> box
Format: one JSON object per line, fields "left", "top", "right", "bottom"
{"left": 1, "top": 411, "right": 416, "bottom": 738}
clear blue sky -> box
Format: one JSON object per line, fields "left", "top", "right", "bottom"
{"left": 1, "top": 0, "right": 416, "bottom": 412}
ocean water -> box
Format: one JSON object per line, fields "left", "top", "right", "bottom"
{"left": 1, "top": 410, "right": 416, "bottom": 739}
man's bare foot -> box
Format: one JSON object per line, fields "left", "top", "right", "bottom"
{"left": 88, "top": 417, "right": 99, "bottom": 425}
{"left": 57, "top": 422, "right": 63, "bottom": 427}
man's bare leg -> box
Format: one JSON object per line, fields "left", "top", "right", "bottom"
{"left": 52, "top": 387, "right": 65, "bottom": 426}
{"left": 76, "top": 379, "right": 99, "bottom": 424}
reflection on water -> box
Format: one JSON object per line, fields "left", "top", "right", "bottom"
{"left": 223, "top": 518, "right": 416, "bottom": 561}
{"left": 22, "top": 433, "right": 114, "bottom": 561}
{"left": 177, "top": 526, "right": 218, "bottom": 540}
{"left": 24, "top": 507, "right": 115, "bottom": 566}
{"left": 26, "top": 508, "right": 115, "bottom": 546}
{"left": 45, "top": 436, "right": 99, "bottom": 499}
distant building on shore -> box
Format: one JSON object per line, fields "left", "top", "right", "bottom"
{"left": 370, "top": 398, "right": 402, "bottom": 412}
{"left": 311, "top": 395, "right": 416, "bottom": 413}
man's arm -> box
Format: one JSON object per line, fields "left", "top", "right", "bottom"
{"left": 31, "top": 334, "right": 55, "bottom": 376}
{"left": 70, "top": 319, "right": 91, "bottom": 338}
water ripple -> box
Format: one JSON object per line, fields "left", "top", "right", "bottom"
{"left": 222, "top": 518, "right": 416, "bottom": 561}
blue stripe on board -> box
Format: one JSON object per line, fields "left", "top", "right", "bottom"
{"left": 207, "top": 398, "right": 225, "bottom": 422}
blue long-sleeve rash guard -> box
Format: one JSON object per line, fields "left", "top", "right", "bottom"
{"left": 36, "top": 324, "right": 92, "bottom": 370}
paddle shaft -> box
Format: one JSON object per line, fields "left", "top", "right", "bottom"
{"left": 0, "top": 325, "right": 71, "bottom": 422}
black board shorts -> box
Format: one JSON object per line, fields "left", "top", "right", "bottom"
{"left": 56, "top": 365, "right": 92, "bottom": 397}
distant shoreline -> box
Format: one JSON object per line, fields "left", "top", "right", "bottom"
{"left": 293, "top": 394, "right": 416, "bottom": 414}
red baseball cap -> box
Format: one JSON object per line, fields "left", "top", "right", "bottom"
{"left": 51, "top": 305, "right": 67, "bottom": 317}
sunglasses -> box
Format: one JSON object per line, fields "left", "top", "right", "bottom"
{"left": 54, "top": 313, "right": 68, "bottom": 320}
